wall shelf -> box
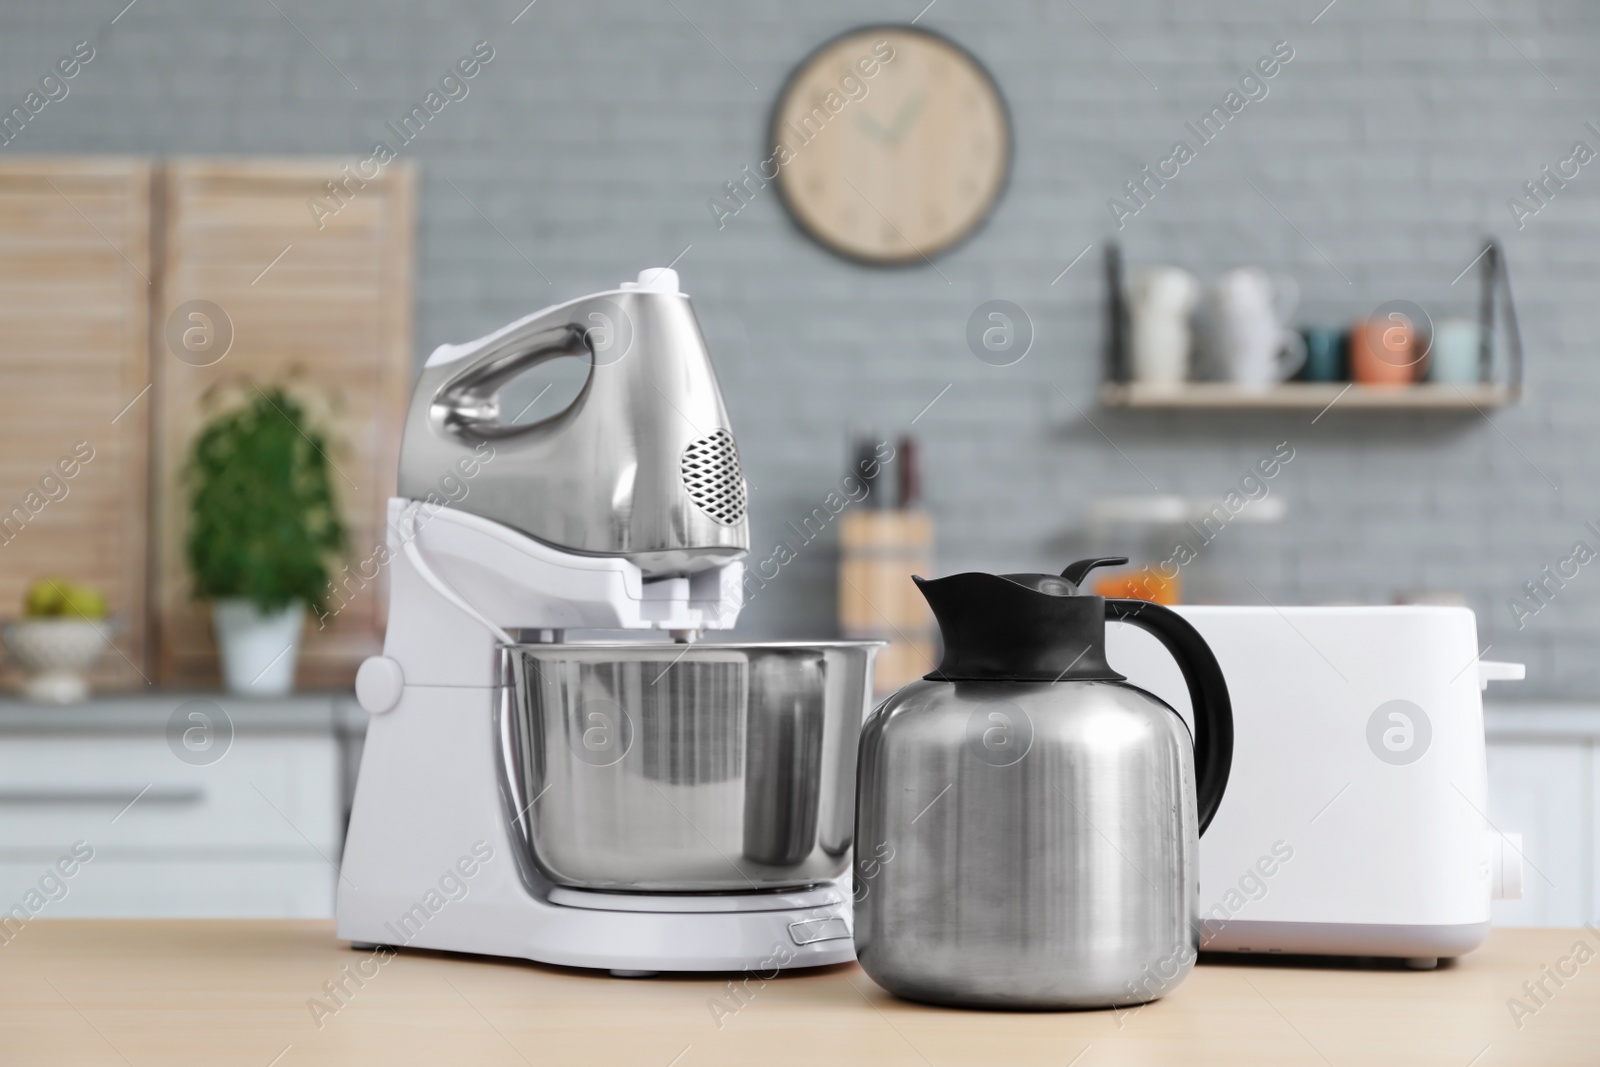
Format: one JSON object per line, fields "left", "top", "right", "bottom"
{"left": 1099, "top": 239, "right": 1526, "bottom": 414}
{"left": 1098, "top": 381, "right": 1522, "bottom": 411}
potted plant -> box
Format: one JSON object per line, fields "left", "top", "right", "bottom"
{"left": 185, "top": 384, "right": 346, "bottom": 695}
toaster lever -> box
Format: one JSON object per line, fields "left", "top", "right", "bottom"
{"left": 1491, "top": 830, "right": 1525, "bottom": 901}
{"left": 1477, "top": 660, "right": 1525, "bottom": 690}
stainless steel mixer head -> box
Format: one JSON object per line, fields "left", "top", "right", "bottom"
{"left": 398, "top": 269, "right": 749, "bottom": 577}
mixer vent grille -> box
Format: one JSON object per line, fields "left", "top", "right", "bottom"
{"left": 680, "top": 429, "right": 747, "bottom": 526}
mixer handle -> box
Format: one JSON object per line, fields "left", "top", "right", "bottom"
{"left": 432, "top": 322, "right": 591, "bottom": 440}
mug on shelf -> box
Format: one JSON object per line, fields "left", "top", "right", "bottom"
{"left": 1127, "top": 266, "right": 1201, "bottom": 387}
{"left": 1430, "top": 318, "right": 1484, "bottom": 384}
{"left": 1206, "top": 268, "right": 1305, "bottom": 390}
{"left": 1298, "top": 326, "right": 1348, "bottom": 382}
{"left": 1350, "top": 313, "right": 1422, "bottom": 386}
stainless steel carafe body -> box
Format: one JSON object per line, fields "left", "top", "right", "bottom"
{"left": 852, "top": 558, "right": 1233, "bottom": 1010}
{"left": 854, "top": 679, "right": 1199, "bottom": 1009}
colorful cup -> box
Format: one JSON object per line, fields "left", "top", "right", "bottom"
{"left": 1299, "top": 327, "right": 1347, "bottom": 382}
{"left": 1350, "top": 315, "right": 1420, "bottom": 386}
{"left": 1430, "top": 318, "right": 1483, "bottom": 384}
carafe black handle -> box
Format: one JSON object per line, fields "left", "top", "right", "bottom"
{"left": 1105, "top": 599, "right": 1233, "bottom": 835}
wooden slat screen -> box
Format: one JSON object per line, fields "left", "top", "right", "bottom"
{"left": 153, "top": 159, "right": 414, "bottom": 688}
{"left": 0, "top": 158, "right": 152, "bottom": 691}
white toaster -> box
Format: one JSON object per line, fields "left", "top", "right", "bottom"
{"left": 1106, "top": 605, "right": 1525, "bottom": 966}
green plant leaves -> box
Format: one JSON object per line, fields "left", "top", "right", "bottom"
{"left": 184, "top": 386, "right": 347, "bottom": 613}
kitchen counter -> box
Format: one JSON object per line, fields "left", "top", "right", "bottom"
{"left": 1485, "top": 702, "right": 1600, "bottom": 739}
{"left": 0, "top": 691, "right": 364, "bottom": 734}
{"left": 5, "top": 923, "right": 1597, "bottom": 1065}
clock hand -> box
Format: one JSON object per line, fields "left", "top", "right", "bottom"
{"left": 854, "top": 113, "right": 891, "bottom": 143}
{"left": 882, "top": 93, "right": 926, "bottom": 145}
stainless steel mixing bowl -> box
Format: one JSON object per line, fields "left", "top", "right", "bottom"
{"left": 500, "top": 640, "right": 884, "bottom": 892}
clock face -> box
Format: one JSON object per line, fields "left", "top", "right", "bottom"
{"left": 770, "top": 26, "right": 1012, "bottom": 266}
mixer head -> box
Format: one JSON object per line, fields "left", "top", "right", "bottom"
{"left": 397, "top": 269, "right": 750, "bottom": 577}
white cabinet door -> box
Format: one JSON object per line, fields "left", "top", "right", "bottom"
{"left": 0, "top": 860, "right": 334, "bottom": 924}
{"left": 0, "top": 728, "right": 341, "bottom": 919}
{"left": 1486, "top": 740, "right": 1596, "bottom": 927}
{"left": 0, "top": 735, "right": 339, "bottom": 851}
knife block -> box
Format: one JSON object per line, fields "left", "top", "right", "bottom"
{"left": 838, "top": 510, "right": 935, "bottom": 694}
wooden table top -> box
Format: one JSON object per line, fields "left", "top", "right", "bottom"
{"left": 3, "top": 922, "right": 1597, "bottom": 1065}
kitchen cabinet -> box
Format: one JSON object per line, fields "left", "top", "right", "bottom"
{"left": 0, "top": 694, "right": 362, "bottom": 918}
{"left": 1485, "top": 704, "right": 1600, "bottom": 928}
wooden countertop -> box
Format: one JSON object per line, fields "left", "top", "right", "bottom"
{"left": 4, "top": 923, "right": 1597, "bottom": 1065}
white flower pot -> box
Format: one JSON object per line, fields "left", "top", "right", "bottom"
{"left": 211, "top": 599, "right": 305, "bottom": 695}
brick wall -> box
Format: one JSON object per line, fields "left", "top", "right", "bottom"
{"left": 3, "top": 0, "right": 1596, "bottom": 695}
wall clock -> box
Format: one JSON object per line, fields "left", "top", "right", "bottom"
{"left": 769, "top": 25, "right": 1012, "bottom": 266}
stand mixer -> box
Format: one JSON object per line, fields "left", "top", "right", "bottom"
{"left": 336, "top": 269, "right": 881, "bottom": 974}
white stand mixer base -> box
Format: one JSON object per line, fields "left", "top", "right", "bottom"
{"left": 344, "top": 896, "right": 855, "bottom": 973}
{"left": 337, "top": 682, "right": 855, "bottom": 974}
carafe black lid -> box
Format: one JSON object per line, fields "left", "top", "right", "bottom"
{"left": 915, "top": 557, "right": 1130, "bottom": 683}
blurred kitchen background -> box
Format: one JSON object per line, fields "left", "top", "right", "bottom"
{"left": 0, "top": 2, "right": 1596, "bottom": 926}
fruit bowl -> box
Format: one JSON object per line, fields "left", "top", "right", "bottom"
{"left": 3, "top": 618, "right": 112, "bottom": 703}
